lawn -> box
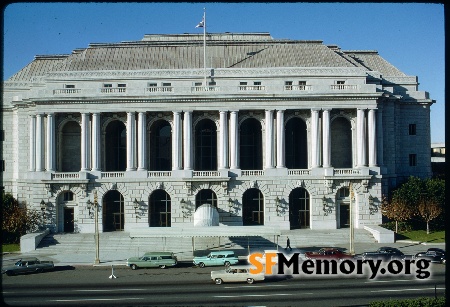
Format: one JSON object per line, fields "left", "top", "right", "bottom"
{"left": 2, "top": 244, "right": 20, "bottom": 253}
{"left": 396, "top": 230, "right": 445, "bottom": 243}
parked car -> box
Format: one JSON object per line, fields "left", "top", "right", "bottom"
{"left": 361, "top": 247, "right": 405, "bottom": 261}
{"left": 193, "top": 251, "right": 240, "bottom": 268}
{"left": 1, "top": 258, "right": 54, "bottom": 276}
{"left": 211, "top": 265, "right": 265, "bottom": 284}
{"left": 414, "top": 248, "right": 446, "bottom": 264}
{"left": 127, "top": 252, "right": 177, "bottom": 270}
{"left": 304, "top": 248, "right": 353, "bottom": 261}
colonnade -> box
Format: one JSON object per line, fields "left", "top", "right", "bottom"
{"left": 28, "top": 107, "right": 380, "bottom": 172}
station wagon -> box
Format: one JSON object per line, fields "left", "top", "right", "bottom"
{"left": 193, "top": 251, "right": 239, "bottom": 267}
{"left": 127, "top": 252, "right": 177, "bottom": 270}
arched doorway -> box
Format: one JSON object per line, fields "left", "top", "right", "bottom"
{"left": 331, "top": 117, "right": 352, "bottom": 168}
{"left": 289, "top": 188, "right": 310, "bottom": 229}
{"left": 337, "top": 187, "right": 350, "bottom": 228}
{"left": 104, "top": 120, "right": 126, "bottom": 171}
{"left": 59, "top": 121, "right": 81, "bottom": 172}
{"left": 149, "top": 190, "right": 171, "bottom": 227}
{"left": 103, "top": 190, "right": 124, "bottom": 231}
{"left": 242, "top": 189, "right": 264, "bottom": 225}
{"left": 240, "top": 118, "right": 262, "bottom": 170}
{"left": 285, "top": 117, "right": 308, "bottom": 169}
{"left": 195, "top": 119, "right": 217, "bottom": 171}
{"left": 58, "top": 191, "right": 76, "bottom": 233}
{"left": 195, "top": 189, "right": 218, "bottom": 209}
{"left": 149, "top": 120, "right": 172, "bottom": 171}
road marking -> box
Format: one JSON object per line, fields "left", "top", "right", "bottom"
{"left": 74, "top": 289, "right": 146, "bottom": 292}
{"left": 371, "top": 287, "right": 445, "bottom": 293}
{"left": 224, "top": 284, "right": 286, "bottom": 289}
{"left": 215, "top": 294, "right": 294, "bottom": 298}
{"left": 53, "top": 298, "right": 144, "bottom": 302}
{"left": 365, "top": 280, "right": 412, "bottom": 283}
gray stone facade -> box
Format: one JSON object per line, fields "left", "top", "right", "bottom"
{"left": 1, "top": 33, "right": 433, "bottom": 234}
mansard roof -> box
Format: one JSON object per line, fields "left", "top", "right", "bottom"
{"left": 7, "top": 32, "right": 407, "bottom": 82}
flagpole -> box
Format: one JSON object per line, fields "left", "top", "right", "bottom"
{"left": 203, "top": 8, "right": 207, "bottom": 87}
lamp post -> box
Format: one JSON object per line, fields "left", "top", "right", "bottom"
{"left": 134, "top": 198, "right": 140, "bottom": 222}
{"left": 40, "top": 200, "right": 46, "bottom": 227}
{"left": 275, "top": 197, "right": 281, "bottom": 216}
{"left": 87, "top": 191, "right": 100, "bottom": 265}
{"left": 228, "top": 198, "right": 234, "bottom": 213}
{"left": 349, "top": 183, "right": 355, "bottom": 255}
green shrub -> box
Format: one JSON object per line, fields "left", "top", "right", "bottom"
{"left": 380, "top": 221, "right": 413, "bottom": 232}
{"left": 369, "top": 297, "right": 445, "bottom": 307}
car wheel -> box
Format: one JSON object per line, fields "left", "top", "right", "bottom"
{"left": 159, "top": 265, "right": 166, "bottom": 269}
{"left": 215, "top": 278, "right": 223, "bottom": 285}
{"left": 247, "top": 278, "right": 254, "bottom": 284}
{"left": 199, "top": 262, "right": 205, "bottom": 268}
{"left": 6, "top": 271, "right": 14, "bottom": 276}
{"left": 131, "top": 264, "right": 138, "bottom": 270}
{"left": 224, "top": 261, "right": 230, "bottom": 267}
{"left": 36, "top": 268, "right": 43, "bottom": 273}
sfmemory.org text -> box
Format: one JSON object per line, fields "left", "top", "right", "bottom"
{"left": 248, "top": 252, "right": 431, "bottom": 279}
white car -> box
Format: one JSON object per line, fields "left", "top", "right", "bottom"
{"left": 211, "top": 265, "right": 265, "bottom": 284}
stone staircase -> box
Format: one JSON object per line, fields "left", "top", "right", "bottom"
{"left": 34, "top": 228, "right": 376, "bottom": 260}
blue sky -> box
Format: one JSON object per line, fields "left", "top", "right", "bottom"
{"left": 2, "top": 2, "right": 445, "bottom": 143}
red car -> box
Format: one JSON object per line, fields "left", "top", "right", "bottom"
{"left": 304, "top": 248, "right": 353, "bottom": 260}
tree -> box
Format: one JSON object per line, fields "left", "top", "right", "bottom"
{"left": 381, "top": 196, "right": 415, "bottom": 233}
{"left": 417, "top": 198, "right": 442, "bottom": 234}
{"left": 1, "top": 193, "right": 41, "bottom": 244}
{"left": 383, "top": 176, "right": 445, "bottom": 233}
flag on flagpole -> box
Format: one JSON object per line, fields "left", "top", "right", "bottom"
{"left": 195, "top": 18, "right": 204, "bottom": 28}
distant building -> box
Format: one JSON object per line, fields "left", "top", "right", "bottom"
{"left": 1, "top": 32, "right": 434, "bottom": 235}
{"left": 431, "top": 143, "right": 445, "bottom": 178}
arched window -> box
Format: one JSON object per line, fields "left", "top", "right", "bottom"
{"left": 242, "top": 189, "right": 264, "bottom": 225}
{"left": 331, "top": 117, "right": 352, "bottom": 168}
{"left": 149, "top": 190, "right": 171, "bottom": 227}
{"left": 105, "top": 120, "right": 126, "bottom": 171}
{"left": 150, "top": 120, "right": 172, "bottom": 171}
{"left": 289, "top": 188, "right": 310, "bottom": 229}
{"left": 59, "top": 121, "right": 81, "bottom": 172}
{"left": 240, "top": 118, "right": 262, "bottom": 170}
{"left": 195, "top": 119, "right": 217, "bottom": 171}
{"left": 195, "top": 189, "right": 218, "bottom": 209}
{"left": 103, "top": 190, "right": 124, "bottom": 232}
{"left": 285, "top": 117, "right": 307, "bottom": 169}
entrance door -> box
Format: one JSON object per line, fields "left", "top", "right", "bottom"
{"left": 103, "top": 190, "right": 125, "bottom": 231}
{"left": 63, "top": 207, "right": 74, "bottom": 233}
{"left": 339, "top": 203, "right": 350, "bottom": 228}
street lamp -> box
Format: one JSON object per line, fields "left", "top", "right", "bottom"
{"left": 275, "top": 197, "right": 281, "bottom": 216}
{"left": 228, "top": 198, "right": 234, "bottom": 212}
{"left": 134, "top": 198, "right": 140, "bottom": 221}
{"left": 87, "top": 191, "right": 100, "bottom": 265}
{"left": 40, "top": 200, "right": 46, "bottom": 226}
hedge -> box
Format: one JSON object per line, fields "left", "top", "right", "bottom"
{"left": 369, "top": 297, "right": 445, "bottom": 307}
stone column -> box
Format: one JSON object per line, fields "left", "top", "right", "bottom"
{"left": 276, "top": 110, "right": 285, "bottom": 168}
{"left": 357, "top": 108, "right": 367, "bottom": 167}
{"left": 311, "top": 109, "right": 320, "bottom": 168}
{"left": 265, "top": 110, "right": 274, "bottom": 169}
{"left": 126, "top": 112, "right": 136, "bottom": 171}
{"left": 29, "top": 115, "right": 36, "bottom": 171}
{"left": 91, "top": 113, "right": 101, "bottom": 171}
{"left": 45, "top": 113, "right": 55, "bottom": 171}
{"left": 376, "top": 107, "right": 384, "bottom": 166}
{"left": 35, "top": 113, "right": 44, "bottom": 171}
{"left": 322, "top": 109, "right": 331, "bottom": 168}
{"left": 172, "top": 111, "right": 182, "bottom": 170}
{"left": 81, "top": 113, "right": 91, "bottom": 171}
{"left": 368, "top": 109, "right": 377, "bottom": 167}
{"left": 183, "top": 111, "right": 193, "bottom": 170}
{"left": 137, "top": 112, "right": 147, "bottom": 170}
{"left": 229, "top": 111, "right": 239, "bottom": 169}
{"left": 219, "top": 111, "right": 229, "bottom": 169}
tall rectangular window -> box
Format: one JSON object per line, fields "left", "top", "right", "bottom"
{"left": 409, "top": 124, "right": 416, "bottom": 135}
{"left": 409, "top": 154, "right": 417, "bottom": 166}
